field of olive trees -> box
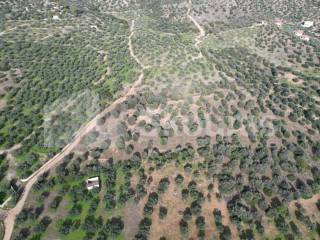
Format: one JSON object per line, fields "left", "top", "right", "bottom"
{"left": 0, "top": 0, "right": 319, "bottom": 240}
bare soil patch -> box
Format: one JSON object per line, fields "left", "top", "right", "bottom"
{"left": 123, "top": 201, "right": 142, "bottom": 239}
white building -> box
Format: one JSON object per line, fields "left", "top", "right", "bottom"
{"left": 301, "top": 35, "right": 310, "bottom": 42}
{"left": 294, "top": 30, "right": 304, "bottom": 37}
{"left": 52, "top": 15, "right": 60, "bottom": 21}
{"left": 275, "top": 19, "right": 283, "bottom": 27}
{"left": 302, "top": 21, "right": 314, "bottom": 28}
{"left": 86, "top": 177, "right": 100, "bottom": 190}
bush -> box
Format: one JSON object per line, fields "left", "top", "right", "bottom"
{"left": 195, "top": 216, "right": 205, "bottom": 231}
{"left": 220, "top": 225, "right": 232, "bottom": 240}
{"left": 34, "top": 216, "right": 52, "bottom": 232}
{"left": 69, "top": 203, "right": 82, "bottom": 216}
{"left": 158, "top": 177, "right": 170, "bottom": 194}
{"left": 134, "top": 217, "right": 152, "bottom": 239}
{"left": 159, "top": 206, "right": 168, "bottom": 219}
{"left": 190, "top": 200, "right": 202, "bottom": 216}
{"left": 49, "top": 195, "right": 63, "bottom": 210}
{"left": 105, "top": 217, "right": 124, "bottom": 236}
{"left": 179, "top": 219, "right": 188, "bottom": 235}
{"left": 175, "top": 174, "right": 184, "bottom": 185}
{"left": 183, "top": 207, "right": 192, "bottom": 221}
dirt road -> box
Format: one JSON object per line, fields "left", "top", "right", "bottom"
{"left": 2, "top": 19, "right": 146, "bottom": 240}
{"left": 187, "top": 0, "right": 206, "bottom": 54}
{"left": 187, "top": 15, "right": 205, "bottom": 47}
{"left": 129, "top": 19, "right": 149, "bottom": 70}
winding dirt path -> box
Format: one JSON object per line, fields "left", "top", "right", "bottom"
{"left": 129, "top": 19, "right": 149, "bottom": 70}
{"left": 187, "top": 0, "right": 206, "bottom": 57}
{"left": 2, "top": 19, "right": 147, "bottom": 240}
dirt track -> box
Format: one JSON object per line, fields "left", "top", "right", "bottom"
{"left": 187, "top": 0, "right": 206, "bottom": 55}
{"left": 2, "top": 19, "right": 146, "bottom": 240}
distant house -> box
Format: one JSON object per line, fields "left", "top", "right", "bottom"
{"left": 293, "top": 30, "right": 310, "bottom": 41}
{"left": 86, "top": 177, "right": 100, "bottom": 190}
{"left": 294, "top": 30, "right": 304, "bottom": 37}
{"left": 301, "top": 35, "right": 310, "bottom": 42}
{"left": 301, "top": 21, "right": 314, "bottom": 28}
{"left": 52, "top": 15, "right": 60, "bottom": 21}
{"left": 275, "top": 19, "right": 283, "bottom": 27}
